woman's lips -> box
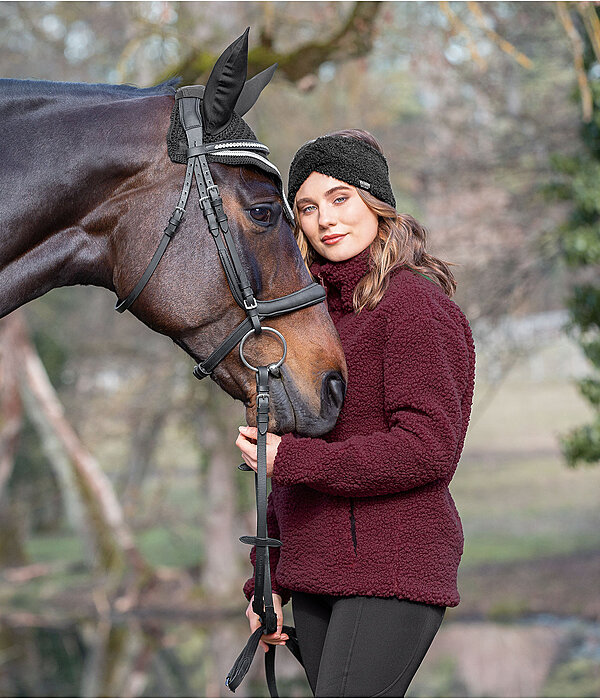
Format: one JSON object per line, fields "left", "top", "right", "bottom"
{"left": 322, "top": 234, "right": 347, "bottom": 245}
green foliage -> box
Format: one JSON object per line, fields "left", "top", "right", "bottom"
{"left": 545, "top": 7, "right": 600, "bottom": 468}
{"left": 0, "top": 627, "right": 84, "bottom": 697}
{"left": 576, "top": 377, "right": 600, "bottom": 407}
{"left": 10, "top": 416, "right": 63, "bottom": 534}
{"left": 137, "top": 526, "right": 203, "bottom": 568}
{"left": 570, "top": 161, "right": 600, "bottom": 216}
{"left": 488, "top": 598, "right": 530, "bottom": 622}
{"left": 542, "top": 657, "right": 600, "bottom": 698}
{"left": 562, "top": 223, "right": 600, "bottom": 266}
{"left": 565, "top": 284, "right": 600, "bottom": 331}
{"left": 31, "top": 326, "right": 69, "bottom": 388}
{"left": 559, "top": 418, "right": 600, "bottom": 466}
{"left": 579, "top": 337, "right": 600, "bottom": 367}
{"left": 27, "top": 533, "right": 84, "bottom": 564}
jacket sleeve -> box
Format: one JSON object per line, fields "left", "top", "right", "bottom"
{"left": 243, "top": 489, "right": 292, "bottom": 605}
{"left": 271, "top": 293, "right": 469, "bottom": 498}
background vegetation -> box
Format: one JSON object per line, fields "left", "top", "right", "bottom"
{"left": 0, "top": 2, "right": 598, "bottom": 696}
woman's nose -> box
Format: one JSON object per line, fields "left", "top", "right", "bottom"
{"left": 319, "top": 206, "right": 337, "bottom": 228}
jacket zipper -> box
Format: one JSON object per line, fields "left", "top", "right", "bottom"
{"left": 349, "top": 498, "right": 357, "bottom": 555}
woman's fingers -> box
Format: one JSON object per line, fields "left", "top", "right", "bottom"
{"left": 239, "top": 425, "right": 257, "bottom": 438}
{"left": 236, "top": 431, "right": 257, "bottom": 471}
{"left": 246, "top": 598, "right": 288, "bottom": 652}
{"left": 237, "top": 426, "right": 281, "bottom": 478}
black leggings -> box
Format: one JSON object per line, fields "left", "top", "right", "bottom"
{"left": 291, "top": 591, "right": 446, "bottom": 698}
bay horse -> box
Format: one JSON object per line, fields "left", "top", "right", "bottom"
{"left": 0, "top": 37, "right": 347, "bottom": 437}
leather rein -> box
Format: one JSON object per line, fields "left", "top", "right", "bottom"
{"left": 114, "top": 85, "right": 326, "bottom": 696}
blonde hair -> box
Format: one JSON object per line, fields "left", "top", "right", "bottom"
{"left": 292, "top": 128, "right": 458, "bottom": 313}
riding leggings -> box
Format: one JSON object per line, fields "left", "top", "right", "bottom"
{"left": 291, "top": 591, "right": 446, "bottom": 698}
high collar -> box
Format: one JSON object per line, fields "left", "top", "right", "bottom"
{"left": 309, "top": 246, "right": 372, "bottom": 313}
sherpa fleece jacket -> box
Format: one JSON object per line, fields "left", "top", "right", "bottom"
{"left": 243, "top": 245, "right": 476, "bottom": 607}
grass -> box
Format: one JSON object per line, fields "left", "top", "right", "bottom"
{"left": 461, "top": 531, "right": 600, "bottom": 569}
{"left": 453, "top": 369, "right": 600, "bottom": 570}
{"left": 27, "top": 532, "right": 84, "bottom": 564}
{"left": 26, "top": 526, "right": 203, "bottom": 570}
{"left": 137, "top": 526, "right": 202, "bottom": 568}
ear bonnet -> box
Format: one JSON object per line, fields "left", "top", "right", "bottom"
{"left": 167, "top": 30, "right": 294, "bottom": 223}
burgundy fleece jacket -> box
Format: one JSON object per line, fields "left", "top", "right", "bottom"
{"left": 243, "top": 246, "right": 476, "bottom": 607}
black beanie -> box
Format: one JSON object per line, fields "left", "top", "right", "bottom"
{"left": 287, "top": 134, "right": 396, "bottom": 210}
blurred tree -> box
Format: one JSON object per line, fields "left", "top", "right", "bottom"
{"left": 162, "top": 1, "right": 383, "bottom": 85}
{"left": 0, "top": 312, "right": 152, "bottom": 580}
{"left": 542, "top": 4, "right": 600, "bottom": 466}
{"left": 0, "top": 315, "right": 29, "bottom": 567}
{"left": 3, "top": 2, "right": 600, "bottom": 694}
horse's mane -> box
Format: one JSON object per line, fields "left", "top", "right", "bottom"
{"left": 0, "top": 76, "right": 182, "bottom": 101}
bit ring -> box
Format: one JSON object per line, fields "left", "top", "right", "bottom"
{"left": 239, "top": 326, "right": 287, "bottom": 373}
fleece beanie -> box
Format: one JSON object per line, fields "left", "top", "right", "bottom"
{"left": 287, "top": 134, "right": 396, "bottom": 210}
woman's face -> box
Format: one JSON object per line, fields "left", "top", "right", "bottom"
{"left": 295, "top": 172, "right": 379, "bottom": 262}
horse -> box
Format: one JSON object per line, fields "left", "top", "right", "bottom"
{"left": 0, "top": 33, "right": 347, "bottom": 438}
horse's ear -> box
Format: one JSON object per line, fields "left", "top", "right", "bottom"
{"left": 234, "top": 63, "right": 278, "bottom": 117}
{"left": 202, "top": 27, "right": 249, "bottom": 133}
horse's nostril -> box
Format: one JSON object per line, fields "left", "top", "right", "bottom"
{"left": 325, "top": 372, "right": 346, "bottom": 411}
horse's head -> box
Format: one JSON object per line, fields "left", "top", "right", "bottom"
{"left": 110, "top": 29, "right": 347, "bottom": 436}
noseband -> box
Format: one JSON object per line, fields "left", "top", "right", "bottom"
{"left": 114, "top": 85, "right": 326, "bottom": 696}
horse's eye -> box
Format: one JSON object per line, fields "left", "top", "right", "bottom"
{"left": 249, "top": 206, "right": 273, "bottom": 225}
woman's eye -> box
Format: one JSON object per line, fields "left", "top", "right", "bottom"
{"left": 334, "top": 196, "right": 347, "bottom": 204}
{"left": 249, "top": 205, "right": 273, "bottom": 225}
{"left": 301, "top": 205, "right": 315, "bottom": 214}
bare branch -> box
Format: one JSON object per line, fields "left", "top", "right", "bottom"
{"left": 578, "top": 1, "right": 600, "bottom": 63}
{"left": 439, "top": 1, "right": 487, "bottom": 70}
{"left": 467, "top": 1, "right": 534, "bottom": 69}
{"left": 164, "top": 1, "right": 383, "bottom": 86}
{"left": 556, "top": 1, "right": 593, "bottom": 122}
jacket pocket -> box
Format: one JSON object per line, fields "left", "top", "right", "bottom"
{"left": 349, "top": 498, "right": 357, "bottom": 555}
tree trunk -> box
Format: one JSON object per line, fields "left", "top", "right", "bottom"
{"left": 0, "top": 315, "right": 27, "bottom": 567}
{"left": 11, "top": 312, "right": 150, "bottom": 582}
{"left": 0, "top": 315, "right": 24, "bottom": 500}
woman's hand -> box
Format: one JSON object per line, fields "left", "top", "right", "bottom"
{"left": 236, "top": 426, "right": 282, "bottom": 478}
{"left": 246, "top": 593, "right": 289, "bottom": 652}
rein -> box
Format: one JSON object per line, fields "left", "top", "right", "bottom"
{"left": 114, "top": 84, "right": 326, "bottom": 696}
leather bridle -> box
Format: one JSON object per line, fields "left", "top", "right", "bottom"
{"left": 114, "top": 85, "right": 326, "bottom": 696}
{"left": 115, "top": 85, "right": 325, "bottom": 381}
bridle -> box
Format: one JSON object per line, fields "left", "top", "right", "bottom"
{"left": 115, "top": 84, "right": 326, "bottom": 696}
{"left": 115, "top": 85, "right": 325, "bottom": 381}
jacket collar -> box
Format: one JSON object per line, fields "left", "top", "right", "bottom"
{"left": 309, "top": 246, "right": 372, "bottom": 313}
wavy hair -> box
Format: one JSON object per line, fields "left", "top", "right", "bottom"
{"left": 291, "top": 128, "right": 458, "bottom": 312}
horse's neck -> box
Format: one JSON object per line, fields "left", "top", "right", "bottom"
{"left": 0, "top": 86, "right": 171, "bottom": 318}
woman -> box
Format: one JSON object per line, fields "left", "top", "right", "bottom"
{"left": 236, "top": 129, "right": 476, "bottom": 697}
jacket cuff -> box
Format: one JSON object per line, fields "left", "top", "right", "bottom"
{"left": 272, "top": 432, "right": 305, "bottom": 485}
{"left": 243, "top": 577, "right": 291, "bottom": 606}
